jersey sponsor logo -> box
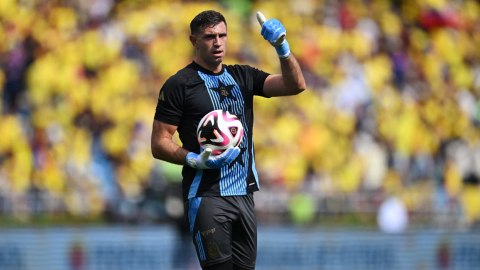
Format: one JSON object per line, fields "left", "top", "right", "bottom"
{"left": 201, "top": 228, "right": 216, "bottom": 237}
{"left": 207, "top": 242, "right": 220, "bottom": 259}
{"left": 158, "top": 91, "right": 165, "bottom": 101}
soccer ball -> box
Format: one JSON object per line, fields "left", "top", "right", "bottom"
{"left": 197, "top": 110, "right": 244, "bottom": 155}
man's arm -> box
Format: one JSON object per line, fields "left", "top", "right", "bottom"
{"left": 151, "top": 119, "right": 188, "bottom": 165}
{"left": 263, "top": 53, "right": 306, "bottom": 97}
{"left": 151, "top": 119, "right": 241, "bottom": 169}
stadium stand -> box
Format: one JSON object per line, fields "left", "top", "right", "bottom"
{"left": 0, "top": 0, "right": 479, "bottom": 230}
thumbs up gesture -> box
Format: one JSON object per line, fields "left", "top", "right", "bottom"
{"left": 256, "top": 11, "right": 291, "bottom": 59}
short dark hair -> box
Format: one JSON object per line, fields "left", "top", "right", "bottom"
{"left": 190, "top": 10, "right": 227, "bottom": 35}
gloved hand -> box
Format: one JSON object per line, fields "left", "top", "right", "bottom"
{"left": 257, "top": 11, "right": 291, "bottom": 59}
{"left": 186, "top": 147, "right": 240, "bottom": 169}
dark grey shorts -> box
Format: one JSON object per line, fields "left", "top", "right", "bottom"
{"left": 185, "top": 193, "right": 257, "bottom": 269}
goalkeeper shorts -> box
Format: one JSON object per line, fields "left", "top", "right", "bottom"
{"left": 185, "top": 193, "right": 257, "bottom": 269}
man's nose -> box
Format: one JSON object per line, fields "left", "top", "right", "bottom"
{"left": 214, "top": 36, "right": 221, "bottom": 46}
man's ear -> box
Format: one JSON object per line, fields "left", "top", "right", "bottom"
{"left": 189, "top": 35, "right": 198, "bottom": 49}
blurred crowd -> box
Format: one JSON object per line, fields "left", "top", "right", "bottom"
{"left": 1, "top": 0, "right": 480, "bottom": 229}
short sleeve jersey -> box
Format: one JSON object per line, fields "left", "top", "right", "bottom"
{"left": 154, "top": 61, "right": 270, "bottom": 201}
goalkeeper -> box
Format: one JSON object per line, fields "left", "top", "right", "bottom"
{"left": 151, "top": 10, "right": 305, "bottom": 270}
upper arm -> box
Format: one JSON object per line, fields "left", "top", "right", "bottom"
{"left": 263, "top": 74, "right": 291, "bottom": 97}
{"left": 151, "top": 75, "right": 191, "bottom": 163}
{"left": 151, "top": 119, "right": 184, "bottom": 162}
{"left": 151, "top": 119, "right": 178, "bottom": 146}
{"left": 261, "top": 54, "right": 306, "bottom": 97}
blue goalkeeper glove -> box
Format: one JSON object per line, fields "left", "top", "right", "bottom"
{"left": 257, "top": 11, "right": 291, "bottom": 59}
{"left": 186, "top": 147, "right": 240, "bottom": 169}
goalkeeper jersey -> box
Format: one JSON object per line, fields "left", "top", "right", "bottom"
{"left": 154, "top": 61, "right": 270, "bottom": 201}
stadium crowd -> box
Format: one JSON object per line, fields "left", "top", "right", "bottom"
{"left": 0, "top": 0, "right": 480, "bottom": 229}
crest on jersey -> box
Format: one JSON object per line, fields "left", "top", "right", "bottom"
{"left": 208, "top": 242, "right": 219, "bottom": 259}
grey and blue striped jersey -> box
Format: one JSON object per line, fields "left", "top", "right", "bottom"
{"left": 154, "top": 61, "right": 270, "bottom": 201}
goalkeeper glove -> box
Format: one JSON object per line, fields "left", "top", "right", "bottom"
{"left": 186, "top": 147, "right": 240, "bottom": 169}
{"left": 257, "top": 12, "right": 291, "bottom": 59}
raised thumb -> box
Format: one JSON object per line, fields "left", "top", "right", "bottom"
{"left": 256, "top": 11, "right": 266, "bottom": 27}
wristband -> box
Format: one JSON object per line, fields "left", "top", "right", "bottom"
{"left": 274, "top": 40, "right": 291, "bottom": 59}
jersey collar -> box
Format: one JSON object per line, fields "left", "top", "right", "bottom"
{"left": 191, "top": 61, "right": 225, "bottom": 76}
